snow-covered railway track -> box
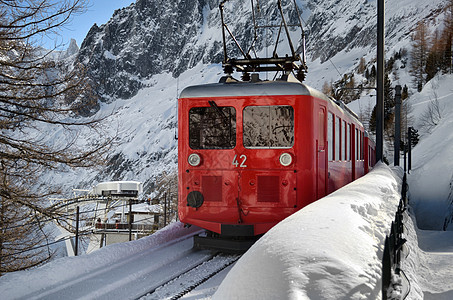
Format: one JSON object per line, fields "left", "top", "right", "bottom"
{"left": 24, "top": 230, "right": 218, "bottom": 300}
{"left": 138, "top": 253, "right": 241, "bottom": 300}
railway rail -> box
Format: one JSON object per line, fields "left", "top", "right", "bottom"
{"left": 138, "top": 253, "right": 241, "bottom": 300}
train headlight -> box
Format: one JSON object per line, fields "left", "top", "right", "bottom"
{"left": 188, "top": 153, "right": 201, "bottom": 167}
{"left": 279, "top": 153, "right": 293, "bottom": 166}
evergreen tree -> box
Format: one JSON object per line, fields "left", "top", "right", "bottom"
{"left": 383, "top": 73, "right": 394, "bottom": 130}
{"left": 410, "top": 127, "right": 420, "bottom": 147}
{"left": 370, "top": 65, "right": 377, "bottom": 78}
{"left": 369, "top": 105, "right": 377, "bottom": 133}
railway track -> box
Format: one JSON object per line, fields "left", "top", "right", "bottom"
{"left": 138, "top": 253, "right": 241, "bottom": 300}
{"left": 13, "top": 224, "right": 239, "bottom": 300}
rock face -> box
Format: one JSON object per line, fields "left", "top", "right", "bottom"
{"left": 304, "top": 0, "right": 445, "bottom": 64}
{"left": 74, "top": 0, "right": 446, "bottom": 106}
{"left": 77, "top": 0, "right": 217, "bottom": 102}
{"left": 75, "top": 0, "right": 309, "bottom": 104}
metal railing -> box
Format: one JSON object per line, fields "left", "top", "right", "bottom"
{"left": 382, "top": 173, "right": 410, "bottom": 299}
{"left": 93, "top": 223, "right": 156, "bottom": 231}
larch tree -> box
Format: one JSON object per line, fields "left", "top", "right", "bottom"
{"left": 444, "top": 0, "right": 453, "bottom": 73}
{"left": 410, "top": 21, "right": 429, "bottom": 91}
{"left": 0, "top": 0, "right": 112, "bottom": 275}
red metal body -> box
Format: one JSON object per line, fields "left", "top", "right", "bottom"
{"left": 178, "top": 80, "right": 375, "bottom": 237}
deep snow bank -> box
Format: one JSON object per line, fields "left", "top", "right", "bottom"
{"left": 0, "top": 222, "right": 202, "bottom": 299}
{"left": 408, "top": 74, "right": 453, "bottom": 230}
{"left": 214, "top": 163, "right": 402, "bottom": 299}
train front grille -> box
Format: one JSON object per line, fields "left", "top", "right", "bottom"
{"left": 257, "top": 175, "right": 280, "bottom": 202}
{"left": 202, "top": 175, "right": 223, "bottom": 202}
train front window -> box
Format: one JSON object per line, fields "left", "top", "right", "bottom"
{"left": 189, "top": 105, "right": 236, "bottom": 149}
{"left": 243, "top": 106, "right": 294, "bottom": 148}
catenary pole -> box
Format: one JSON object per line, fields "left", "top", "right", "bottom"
{"left": 394, "top": 85, "right": 402, "bottom": 166}
{"left": 376, "top": 0, "right": 385, "bottom": 162}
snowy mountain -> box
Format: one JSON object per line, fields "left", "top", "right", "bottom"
{"left": 52, "top": 0, "right": 447, "bottom": 197}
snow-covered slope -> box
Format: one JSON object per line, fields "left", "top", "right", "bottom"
{"left": 406, "top": 74, "right": 453, "bottom": 230}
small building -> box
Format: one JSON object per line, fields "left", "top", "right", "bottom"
{"left": 87, "top": 181, "right": 163, "bottom": 253}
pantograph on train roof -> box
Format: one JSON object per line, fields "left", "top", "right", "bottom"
{"left": 219, "top": 0, "right": 308, "bottom": 82}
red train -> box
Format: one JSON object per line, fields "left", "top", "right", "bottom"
{"left": 178, "top": 77, "right": 376, "bottom": 251}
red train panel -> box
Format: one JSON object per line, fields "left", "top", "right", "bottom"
{"left": 178, "top": 80, "right": 374, "bottom": 237}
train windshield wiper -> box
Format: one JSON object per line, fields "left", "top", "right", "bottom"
{"left": 208, "top": 100, "right": 229, "bottom": 125}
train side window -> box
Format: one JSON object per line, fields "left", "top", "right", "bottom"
{"left": 347, "top": 123, "right": 351, "bottom": 161}
{"left": 342, "top": 120, "right": 346, "bottom": 161}
{"left": 355, "top": 128, "right": 359, "bottom": 161}
{"left": 318, "top": 109, "right": 326, "bottom": 150}
{"left": 328, "top": 112, "right": 333, "bottom": 161}
{"left": 335, "top": 116, "right": 340, "bottom": 161}
{"left": 189, "top": 106, "right": 236, "bottom": 149}
{"left": 243, "top": 106, "right": 294, "bottom": 148}
{"left": 361, "top": 132, "right": 364, "bottom": 160}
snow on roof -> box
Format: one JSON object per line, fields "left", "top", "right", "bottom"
{"left": 113, "top": 203, "right": 162, "bottom": 214}
{"left": 91, "top": 181, "right": 143, "bottom": 195}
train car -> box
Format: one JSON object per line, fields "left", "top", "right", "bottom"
{"left": 177, "top": 76, "right": 376, "bottom": 251}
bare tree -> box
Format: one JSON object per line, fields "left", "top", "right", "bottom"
{"left": 152, "top": 171, "right": 178, "bottom": 229}
{"left": 0, "top": 0, "right": 113, "bottom": 275}
{"left": 357, "top": 57, "right": 366, "bottom": 74}
{"left": 322, "top": 80, "right": 334, "bottom": 97}
{"left": 419, "top": 81, "right": 444, "bottom": 133}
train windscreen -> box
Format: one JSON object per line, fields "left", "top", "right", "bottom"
{"left": 189, "top": 106, "right": 236, "bottom": 149}
{"left": 243, "top": 106, "right": 294, "bottom": 149}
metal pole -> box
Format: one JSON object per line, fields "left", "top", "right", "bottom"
{"left": 128, "top": 199, "right": 132, "bottom": 241}
{"left": 164, "top": 192, "right": 167, "bottom": 227}
{"left": 75, "top": 206, "right": 79, "bottom": 256}
{"left": 394, "top": 85, "right": 402, "bottom": 166}
{"left": 408, "top": 127, "right": 412, "bottom": 172}
{"left": 376, "top": 0, "right": 385, "bottom": 162}
{"left": 220, "top": 1, "right": 228, "bottom": 66}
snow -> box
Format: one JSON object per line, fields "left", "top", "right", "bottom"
{"left": 407, "top": 74, "right": 453, "bottom": 231}
{"left": 214, "top": 163, "right": 401, "bottom": 299}
{"left": 0, "top": 223, "right": 204, "bottom": 299}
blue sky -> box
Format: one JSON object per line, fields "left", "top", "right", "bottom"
{"left": 45, "top": 0, "right": 132, "bottom": 49}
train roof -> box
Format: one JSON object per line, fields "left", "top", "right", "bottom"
{"left": 179, "top": 79, "right": 330, "bottom": 100}
{"left": 179, "top": 78, "right": 360, "bottom": 122}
